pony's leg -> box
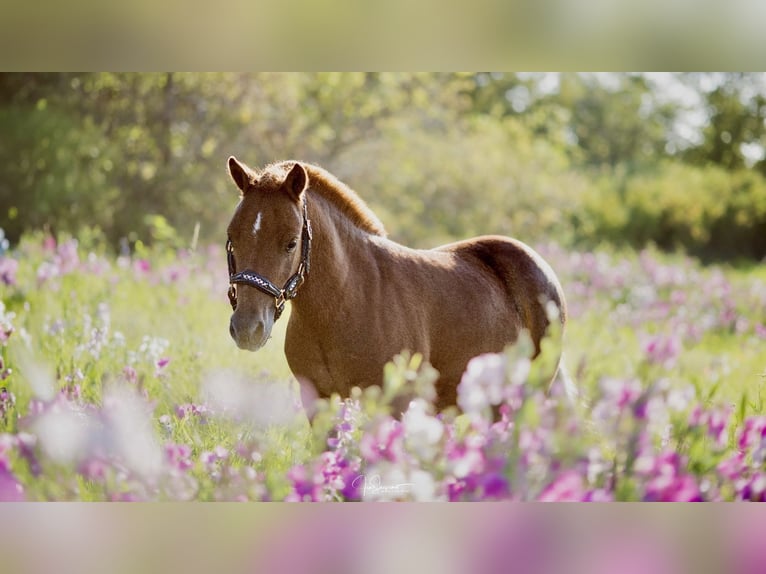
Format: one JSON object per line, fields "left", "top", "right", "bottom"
{"left": 297, "top": 376, "right": 320, "bottom": 423}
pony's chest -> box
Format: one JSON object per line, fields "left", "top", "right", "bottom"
{"left": 284, "top": 318, "right": 389, "bottom": 396}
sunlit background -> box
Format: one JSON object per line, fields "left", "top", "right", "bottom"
{"left": 1, "top": 72, "right": 766, "bottom": 570}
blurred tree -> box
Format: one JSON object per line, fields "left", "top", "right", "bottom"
{"left": 2, "top": 72, "right": 766, "bottom": 261}
{"left": 680, "top": 73, "right": 766, "bottom": 173}
{"left": 466, "top": 73, "right": 679, "bottom": 169}
{"left": 0, "top": 73, "right": 475, "bottom": 246}
{"left": 557, "top": 73, "right": 678, "bottom": 168}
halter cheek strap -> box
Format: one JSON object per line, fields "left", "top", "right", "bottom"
{"left": 227, "top": 200, "right": 312, "bottom": 321}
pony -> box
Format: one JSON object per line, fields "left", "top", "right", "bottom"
{"left": 225, "top": 157, "right": 567, "bottom": 415}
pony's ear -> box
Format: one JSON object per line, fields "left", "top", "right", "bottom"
{"left": 228, "top": 156, "right": 255, "bottom": 193}
{"left": 284, "top": 162, "right": 308, "bottom": 202}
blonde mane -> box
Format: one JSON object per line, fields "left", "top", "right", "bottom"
{"left": 263, "top": 161, "right": 387, "bottom": 237}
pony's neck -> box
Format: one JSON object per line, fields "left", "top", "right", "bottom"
{"left": 290, "top": 191, "right": 372, "bottom": 323}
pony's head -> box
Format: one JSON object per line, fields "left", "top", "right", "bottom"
{"left": 226, "top": 156, "right": 308, "bottom": 351}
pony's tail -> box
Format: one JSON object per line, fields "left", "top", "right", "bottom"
{"left": 551, "top": 353, "right": 579, "bottom": 405}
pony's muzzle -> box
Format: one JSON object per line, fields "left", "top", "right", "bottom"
{"left": 229, "top": 311, "right": 271, "bottom": 351}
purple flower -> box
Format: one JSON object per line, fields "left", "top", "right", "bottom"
{"left": 738, "top": 473, "right": 766, "bottom": 502}
{"left": 737, "top": 417, "right": 766, "bottom": 452}
{"left": 717, "top": 452, "right": 746, "bottom": 482}
{"left": 641, "top": 452, "right": 703, "bottom": 501}
{"left": 155, "top": 357, "right": 170, "bottom": 377}
{"left": 688, "top": 405, "right": 706, "bottom": 428}
{"left": 0, "top": 302, "right": 14, "bottom": 346}
{"left": 175, "top": 403, "right": 208, "bottom": 421}
{"left": 0, "top": 386, "right": 14, "bottom": 420}
{"left": 480, "top": 472, "right": 510, "bottom": 499}
{"left": 0, "top": 455, "right": 25, "bottom": 502}
{"left": 644, "top": 473, "right": 703, "bottom": 502}
{"left": 359, "top": 418, "right": 405, "bottom": 464}
{"left": 0, "top": 256, "right": 18, "bottom": 286}
{"left": 165, "top": 443, "right": 193, "bottom": 472}
{"left": 583, "top": 489, "right": 613, "bottom": 501}
{"left": 642, "top": 334, "right": 681, "bottom": 368}
{"left": 706, "top": 406, "right": 731, "bottom": 447}
{"left": 285, "top": 465, "right": 322, "bottom": 502}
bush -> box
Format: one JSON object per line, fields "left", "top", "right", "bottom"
{"left": 576, "top": 163, "right": 766, "bottom": 261}
{"left": 336, "top": 114, "right": 588, "bottom": 248}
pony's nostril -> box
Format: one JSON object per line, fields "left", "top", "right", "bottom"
{"left": 253, "top": 322, "right": 264, "bottom": 340}
{"left": 229, "top": 319, "right": 237, "bottom": 339}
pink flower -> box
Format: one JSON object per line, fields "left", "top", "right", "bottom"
{"left": 538, "top": 471, "right": 585, "bottom": 502}
{"left": 644, "top": 473, "right": 702, "bottom": 502}
{"left": 642, "top": 334, "right": 681, "bottom": 368}
{"left": 641, "top": 452, "right": 703, "bottom": 501}
{"left": 122, "top": 366, "right": 138, "bottom": 384}
{"left": 133, "top": 259, "right": 151, "bottom": 276}
{"left": 78, "top": 458, "right": 109, "bottom": 482}
{"left": 165, "top": 443, "right": 193, "bottom": 472}
{"left": 737, "top": 417, "right": 766, "bottom": 451}
{"left": 0, "top": 442, "right": 24, "bottom": 501}
{"left": 707, "top": 406, "right": 731, "bottom": 447}
{"left": 717, "top": 452, "right": 746, "bottom": 481}
{"left": 42, "top": 235, "right": 56, "bottom": 252}
{"left": 175, "top": 403, "right": 208, "bottom": 421}
{"left": 155, "top": 357, "right": 170, "bottom": 376}
{"left": 0, "top": 461, "right": 25, "bottom": 501}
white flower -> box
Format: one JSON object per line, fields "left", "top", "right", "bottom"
{"left": 403, "top": 399, "right": 444, "bottom": 460}
{"left": 103, "top": 386, "right": 163, "bottom": 480}
{"left": 202, "top": 369, "right": 298, "bottom": 427}
{"left": 457, "top": 353, "right": 507, "bottom": 415}
{"left": 34, "top": 403, "right": 94, "bottom": 465}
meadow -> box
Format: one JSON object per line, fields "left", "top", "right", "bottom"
{"left": 0, "top": 230, "right": 764, "bottom": 502}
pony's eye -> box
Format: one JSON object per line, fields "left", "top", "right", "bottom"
{"left": 286, "top": 238, "right": 298, "bottom": 253}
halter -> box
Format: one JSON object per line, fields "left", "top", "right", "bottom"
{"left": 226, "top": 200, "right": 312, "bottom": 321}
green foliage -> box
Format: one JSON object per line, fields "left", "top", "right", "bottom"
{"left": 0, "top": 103, "right": 119, "bottom": 240}
{"left": 3, "top": 73, "right": 766, "bottom": 262}
{"left": 576, "top": 162, "right": 766, "bottom": 260}
{"left": 681, "top": 74, "right": 766, "bottom": 172}
{"left": 339, "top": 113, "right": 586, "bottom": 247}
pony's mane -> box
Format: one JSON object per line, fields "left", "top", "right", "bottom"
{"left": 261, "top": 161, "right": 387, "bottom": 237}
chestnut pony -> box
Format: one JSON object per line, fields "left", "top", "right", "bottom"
{"left": 225, "top": 157, "right": 567, "bottom": 414}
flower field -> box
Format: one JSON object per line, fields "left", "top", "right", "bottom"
{"left": 1, "top": 233, "right": 765, "bottom": 501}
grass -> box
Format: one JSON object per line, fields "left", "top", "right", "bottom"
{"left": 1, "top": 235, "right": 765, "bottom": 500}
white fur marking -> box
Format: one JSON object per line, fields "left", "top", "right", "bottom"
{"left": 252, "top": 212, "right": 262, "bottom": 236}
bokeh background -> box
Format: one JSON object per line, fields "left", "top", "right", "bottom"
{"left": 2, "top": 72, "right": 766, "bottom": 571}
{"left": 2, "top": 73, "right": 766, "bottom": 261}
